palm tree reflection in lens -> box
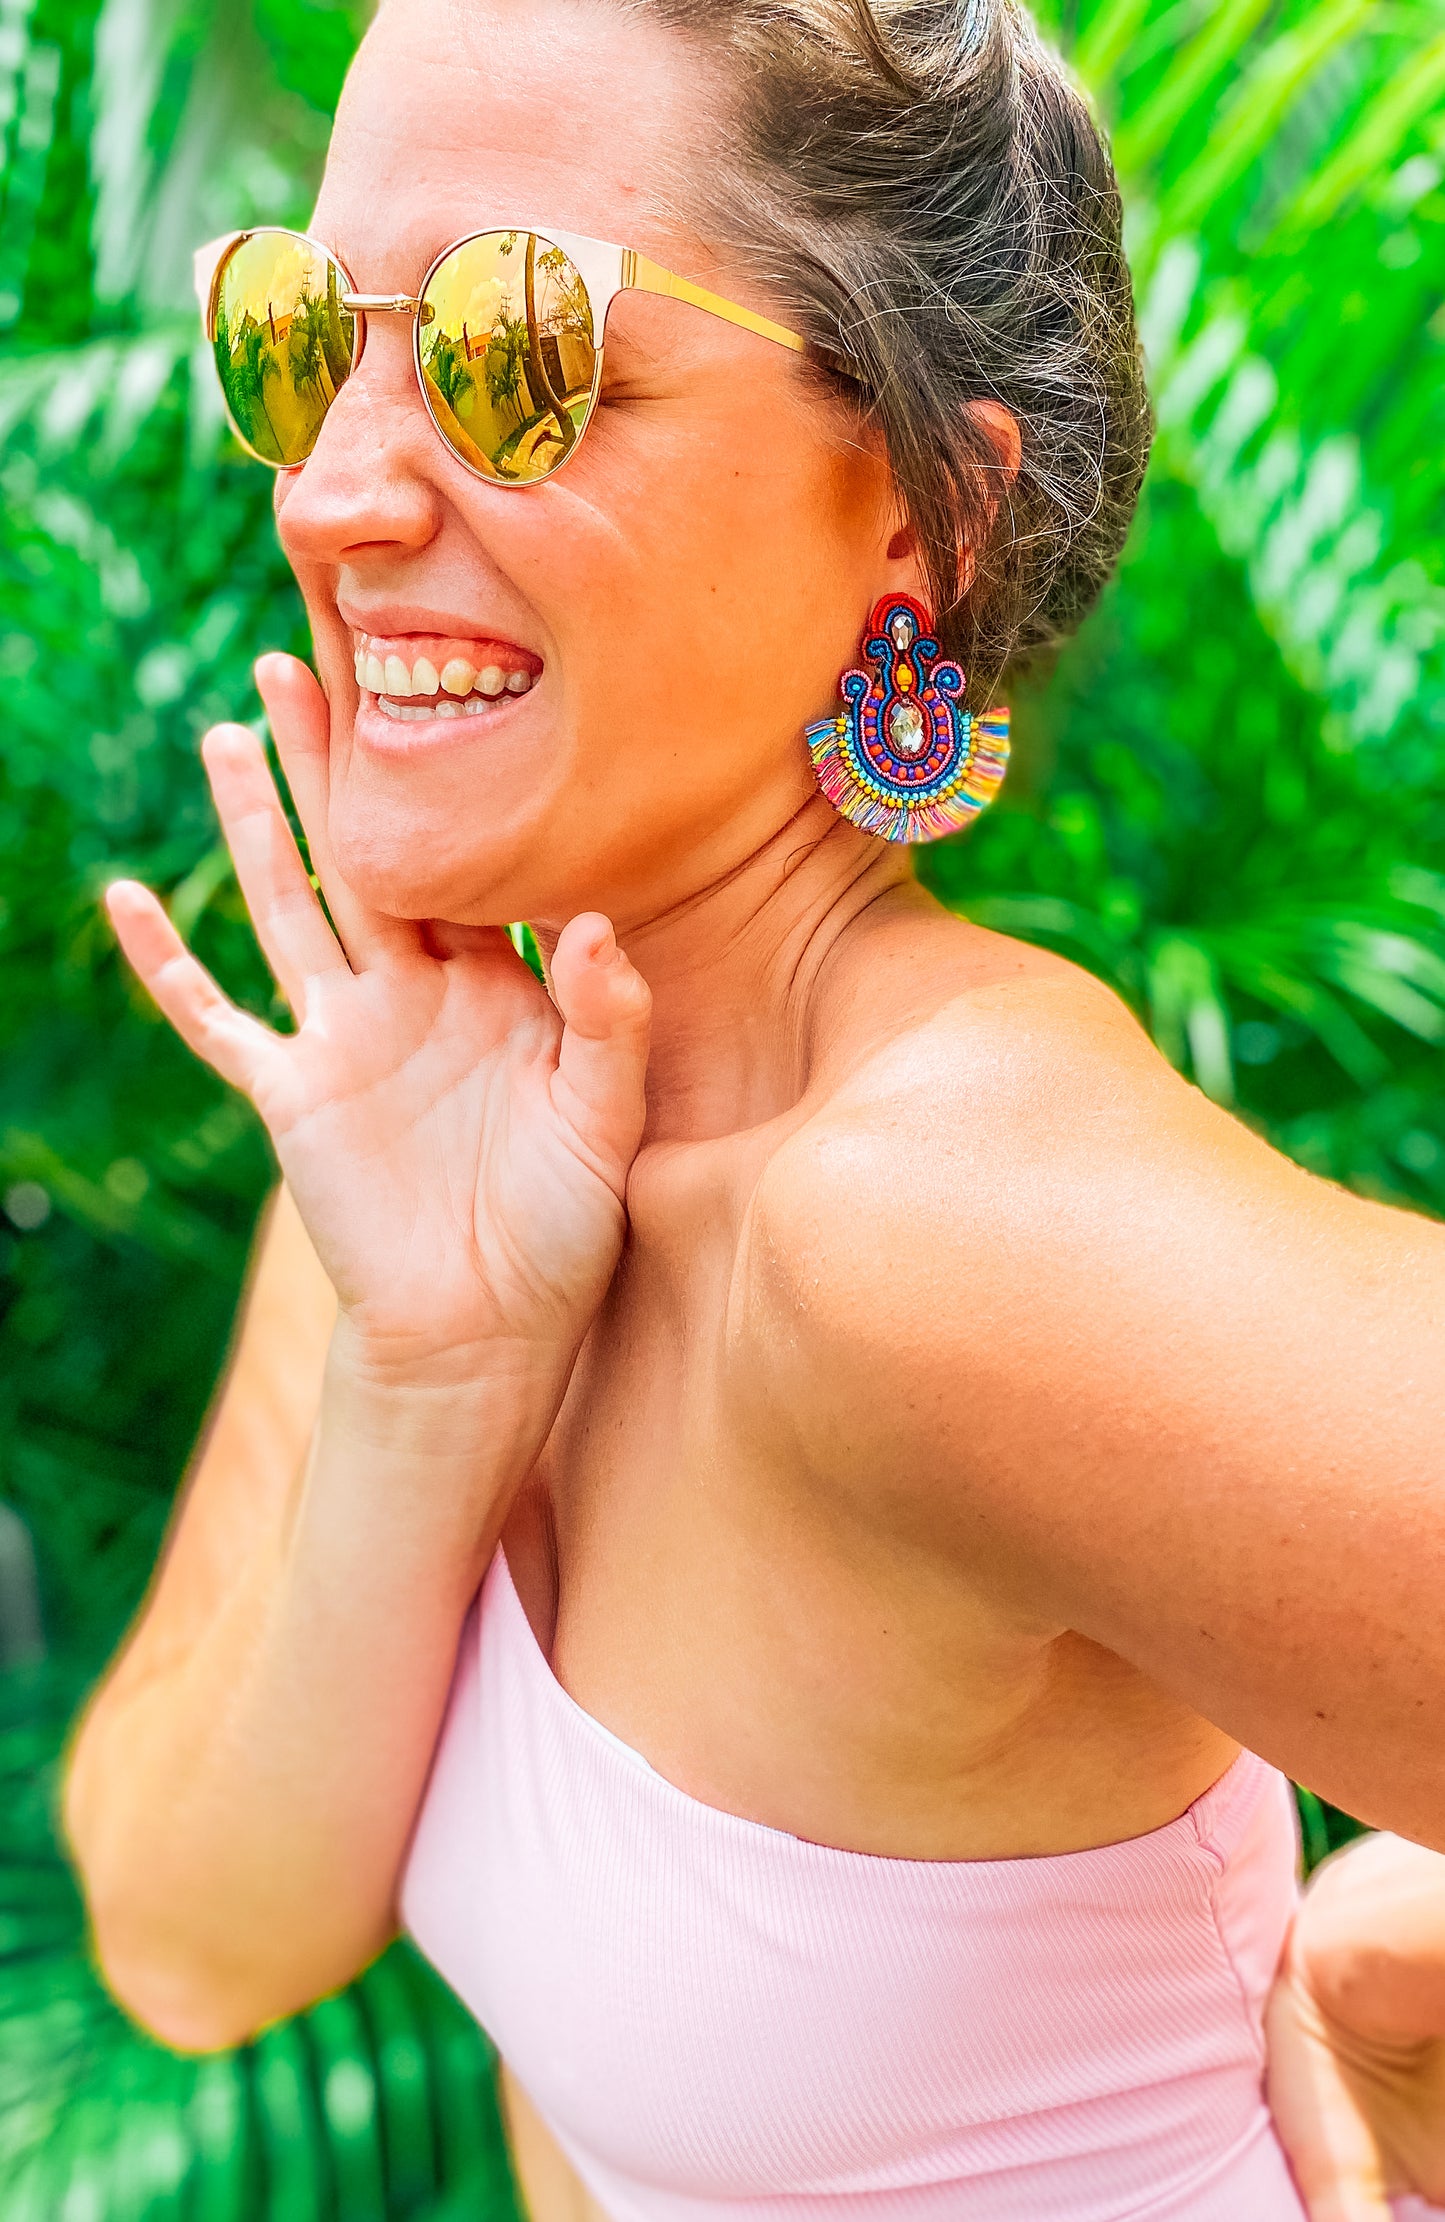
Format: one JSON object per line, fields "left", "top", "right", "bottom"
{"left": 419, "top": 231, "right": 598, "bottom": 482}
{"left": 213, "top": 232, "right": 355, "bottom": 467}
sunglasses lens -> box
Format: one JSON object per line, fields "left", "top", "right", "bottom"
{"left": 211, "top": 230, "right": 355, "bottom": 466}
{"left": 418, "top": 231, "right": 598, "bottom": 482}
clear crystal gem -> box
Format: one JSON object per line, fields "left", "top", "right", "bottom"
{"left": 889, "top": 698, "right": 926, "bottom": 756}
{"left": 890, "top": 611, "right": 915, "bottom": 649}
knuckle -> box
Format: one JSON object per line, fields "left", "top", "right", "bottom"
{"left": 610, "top": 968, "right": 652, "bottom": 1025}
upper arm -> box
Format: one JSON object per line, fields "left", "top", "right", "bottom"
{"left": 741, "top": 977, "right": 1445, "bottom": 1840}
{"left": 105, "top": 1183, "right": 337, "bottom": 1690}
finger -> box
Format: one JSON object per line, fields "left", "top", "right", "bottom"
{"left": 549, "top": 914, "right": 651, "bottom": 1188}
{"left": 202, "top": 724, "right": 350, "bottom": 1014}
{"left": 107, "top": 880, "right": 277, "bottom": 1098}
{"left": 1267, "top": 1964, "right": 1393, "bottom": 2222}
{"left": 1301, "top": 1835, "right": 1445, "bottom": 2044}
{"left": 255, "top": 653, "right": 414, "bottom": 967}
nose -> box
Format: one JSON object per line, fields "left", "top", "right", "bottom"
{"left": 275, "top": 311, "right": 445, "bottom": 567}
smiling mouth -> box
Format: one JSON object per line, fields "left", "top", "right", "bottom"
{"left": 352, "top": 631, "right": 540, "bottom": 723}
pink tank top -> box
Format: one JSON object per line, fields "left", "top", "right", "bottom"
{"left": 402, "top": 1548, "right": 1311, "bottom": 2220}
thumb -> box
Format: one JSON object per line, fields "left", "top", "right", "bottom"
{"left": 548, "top": 914, "right": 652, "bottom": 1189}
{"left": 1267, "top": 1960, "right": 1393, "bottom": 2222}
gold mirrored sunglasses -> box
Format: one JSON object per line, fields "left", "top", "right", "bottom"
{"left": 196, "top": 225, "right": 856, "bottom": 485}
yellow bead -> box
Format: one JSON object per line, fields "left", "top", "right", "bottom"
{"left": 897, "top": 666, "right": 912, "bottom": 691}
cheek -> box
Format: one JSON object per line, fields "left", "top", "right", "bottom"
{"left": 540, "top": 399, "right": 884, "bottom": 759}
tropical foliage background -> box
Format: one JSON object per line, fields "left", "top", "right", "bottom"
{"left": 1, "top": 0, "right": 1440, "bottom": 2209}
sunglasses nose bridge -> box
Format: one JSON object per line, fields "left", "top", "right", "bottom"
{"left": 340, "top": 291, "right": 435, "bottom": 327}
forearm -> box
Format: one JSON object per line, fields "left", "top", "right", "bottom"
{"left": 67, "top": 1338, "right": 552, "bottom": 2049}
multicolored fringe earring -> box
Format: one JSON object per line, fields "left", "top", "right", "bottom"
{"left": 805, "top": 595, "right": 1010, "bottom": 844}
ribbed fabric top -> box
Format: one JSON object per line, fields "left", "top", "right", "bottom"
{"left": 402, "top": 1549, "right": 1311, "bottom": 2221}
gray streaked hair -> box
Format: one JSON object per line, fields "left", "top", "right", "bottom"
{"left": 637, "top": 0, "right": 1153, "bottom": 706}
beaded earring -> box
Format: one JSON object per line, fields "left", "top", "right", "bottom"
{"left": 805, "top": 595, "right": 1010, "bottom": 844}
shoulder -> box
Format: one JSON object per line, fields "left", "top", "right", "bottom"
{"left": 751, "top": 935, "right": 1235, "bottom": 1284}
{"left": 734, "top": 928, "right": 1329, "bottom": 1495}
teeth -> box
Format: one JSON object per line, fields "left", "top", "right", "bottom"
{"left": 376, "top": 693, "right": 504, "bottom": 722}
{"left": 353, "top": 636, "right": 538, "bottom": 708}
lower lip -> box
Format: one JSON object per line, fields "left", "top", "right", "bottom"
{"left": 350, "top": 686, "right": 536, "bottom": 752}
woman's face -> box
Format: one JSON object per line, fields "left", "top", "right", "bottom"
{"left": 279, "top": 0, "right": 906, "bottom": 931}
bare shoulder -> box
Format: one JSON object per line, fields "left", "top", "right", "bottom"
{"left": 757, "top": 906, "right": 1261, "bottom": 1267}
{"left": 737, "top": 904, "right": 1440, "bottom": 1512}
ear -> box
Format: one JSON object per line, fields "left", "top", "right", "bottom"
{"left": 968, "top": 398, "right": 1022, "bottom": 485}
{"left": 955, "top": 401, "right": 1022, "bottom": 593}
{"left": 877, "top": 401, "right": 1021, "bottom": 613}
{"left": 880, "top": 511, "right": 931, "bottom": 603}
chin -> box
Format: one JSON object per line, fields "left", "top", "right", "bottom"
{"left": 326, "top": 791, "right": 525, "bottom": 924}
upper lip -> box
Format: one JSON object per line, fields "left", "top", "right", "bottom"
{"left": 336, "top": 601, "right": 542, "bottom": 662}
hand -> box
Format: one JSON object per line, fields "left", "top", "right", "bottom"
{"left": 107, "top": 654, "right": 652, "bottom": 1385}
{"left": 1268, "top": 1831, "right": 1445, "bottom": 2220}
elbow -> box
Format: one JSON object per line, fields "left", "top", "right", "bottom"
{"left": 64, "top": 1742, "right": 393, "bottom": 2048}
{"left": 96, "top": 1945, "right": 263, "bottom": 2055}
{"left": 65, "top": 1743, "right": 297, "bottom": 2050}
{"left": 64, "top": 1771, "right": 253, "bottom": 2050}
{"left": 85, "top": 1895, "right": 282, "bottom": 2053}
{"left": 80, "top": 1874, "right": 390, "bottom": 2054}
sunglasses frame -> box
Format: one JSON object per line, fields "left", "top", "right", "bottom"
{"left": 197, "top": 224, "right": 855, "bottom": 484}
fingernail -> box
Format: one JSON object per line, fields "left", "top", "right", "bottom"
{"left": 588, "top": 922, "right": 616, "bottom": 964}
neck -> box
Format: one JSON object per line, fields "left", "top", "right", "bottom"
{"left": 538, "top": 796, "right": 915, "bottom": 1144}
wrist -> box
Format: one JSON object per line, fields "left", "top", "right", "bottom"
{"left": 322, "top": 1314, "right": 569, "bottom": 1469}
{"left": 329, "top": 1303, "right": 573, "bottom": 1398}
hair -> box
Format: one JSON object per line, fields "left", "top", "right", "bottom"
{"left": 632, "top": 0, "right": 1153, "bottom": 707}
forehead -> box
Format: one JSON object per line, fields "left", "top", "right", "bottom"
{"left": 313, "top": 0, "right": 724, "bottom": 290}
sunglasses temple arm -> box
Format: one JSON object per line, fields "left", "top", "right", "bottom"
{"left": 622, "top": 250, "right": 809, "bottom": 358}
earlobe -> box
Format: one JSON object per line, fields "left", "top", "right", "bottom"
{"left": 882, "top": 512, "right": 932, "bottom": 609}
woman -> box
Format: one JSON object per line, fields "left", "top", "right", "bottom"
{"left": 64, "top": 0, "right": 1445, "bottom": 2215}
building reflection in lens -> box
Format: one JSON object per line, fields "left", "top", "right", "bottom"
{"left": 420, "top": 231, "right": 596, "bottom": 480}
{"left": 214, "top": 235, "right": 353, "bottom": 466}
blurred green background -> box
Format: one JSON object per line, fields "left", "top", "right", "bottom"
{"left": 1, "top": 0, "right": 1441, "bottom": 2211}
